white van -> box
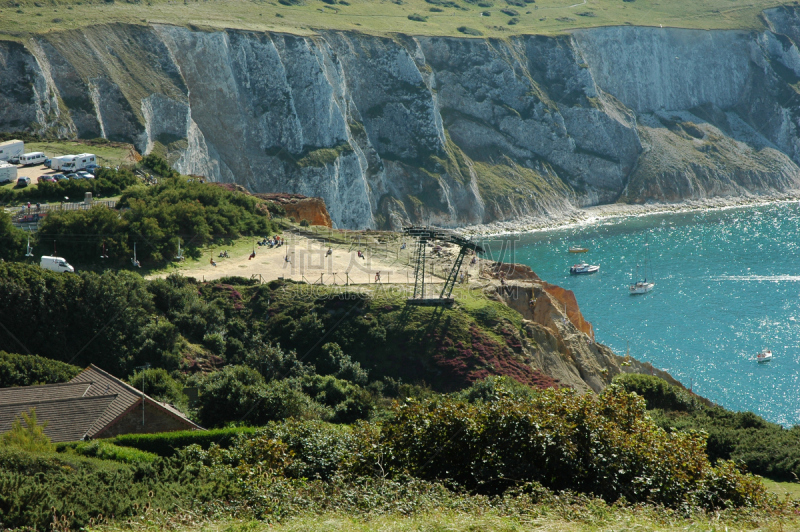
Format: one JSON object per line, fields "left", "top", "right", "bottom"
{"left": 40, "top": 256, "right": 75, "bottom": 273}
{"left": 18, "top": 152, "right": 47, "bottom": 166}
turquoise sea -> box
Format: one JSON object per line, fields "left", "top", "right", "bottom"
{"left": 486, "top": 202, "right": 800, "bottom": 427}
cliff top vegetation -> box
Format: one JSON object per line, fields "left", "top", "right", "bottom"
{"left": 0, "top": 0, "right": 793, "bottom": 41}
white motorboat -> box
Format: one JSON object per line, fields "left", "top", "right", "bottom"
{"left": 757, "top": 349, "right": 773, "bottom": 363}
{"left": 570, "top": 262, "right": 600, "bottom": 275}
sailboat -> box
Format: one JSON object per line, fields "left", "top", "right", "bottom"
{"left": 629, "top": 233, "right": 654, "bottom": 295}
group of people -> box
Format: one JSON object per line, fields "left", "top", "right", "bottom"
{"left": 258, "top": 235, "right": 284, "bottom": 248}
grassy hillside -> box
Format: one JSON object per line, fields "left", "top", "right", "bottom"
{"left": 0, "top": 0, "right": 790, "bottom": 41}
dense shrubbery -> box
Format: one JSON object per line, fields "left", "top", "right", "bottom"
{"left": 0, "top": 210, "right": 27, "bottom": 261}
{"left": 381, "top": 384, "right": 768, "bottom": 507}
{"left": 0, "top": 446, "right": 238, "bottom": 529}
{"left": 0, "top": 166, "right": 138, "bottom": 204}
{"left": 0, "top": 351, "right": 81, "bottom": 387}
{"left": 111, "top": 427, "right": 257, "bottom": 457}
{"left": 615, "top": 373, "right": 800, "bottom": 481}
{"left": 0, "top": 263, "right": 181, "bottom": 375}
{"left": 37, "top": 176, "right": 275, "bottom": 265}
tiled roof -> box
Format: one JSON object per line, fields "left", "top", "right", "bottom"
{"left": 70, "top": 365, "right": 201, "bottom": 437}
{"left": 0, "top": 381, "right": 91, "bottom": 404}
{"left": 0, "top": 364, "right": 202, "bottom": 442}
{"left": 0, "top": 395, "right": 118, "bottom": 443}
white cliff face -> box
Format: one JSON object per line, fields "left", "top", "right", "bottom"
{"left": 3, "top": 15, "right": 800, "bottom": 227}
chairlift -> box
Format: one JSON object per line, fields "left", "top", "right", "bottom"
{"left": 175, "top": 239, "right": 184, "bottom": 261}
{"left": 131, "top": 242, "right": 141, "bottom": 268}
{"left": 24, "top": 233, "right": 34, "bottom": 257}
{"left": 100, "top": 242, "right": 109, "bottom": 260}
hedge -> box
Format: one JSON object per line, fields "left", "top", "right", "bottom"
{"left": 111, "top": 426, "right": 257, "bottom": 457}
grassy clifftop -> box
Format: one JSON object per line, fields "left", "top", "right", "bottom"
{"left": 0, "top": 0, "right": 790, "bottom": 40}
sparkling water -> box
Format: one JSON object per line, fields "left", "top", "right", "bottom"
{"left": 485, "top": 202, "right": 800, "bottom": 426}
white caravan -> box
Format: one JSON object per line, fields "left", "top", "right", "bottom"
{"left": 0, "top": 163, "right": 17, "bottom": 181}
{"left": 50, "top": 155, "right": 77, "bottom": 172}
{"left": 0, "top": 140, "right": 23, "bottom": 162}
{"left": 40, "top": 256, "right": 75, "bottom": 273}
{"left": 18, "top": 152, "right": 47, "bottom": 166}
{"left": 59, "top": 153, "right": 97, "bottom": 172}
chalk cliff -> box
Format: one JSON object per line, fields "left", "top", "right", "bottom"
{"left": 4, "top": 7, "right": 800, "bottom": 227}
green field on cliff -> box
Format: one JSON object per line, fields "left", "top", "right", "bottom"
{"left": 0, "top": 0, "right": 792, "bottom": 40}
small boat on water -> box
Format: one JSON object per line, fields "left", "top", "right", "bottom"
{"left": 570, "top": 263, "right": 599, "bottom": 275}
{"left": 569, "top": 246, "right": 589, "bottom": 253}
{"left": 630, "top": 281, "right": 654, "bottom": 295}
{"left": 757, "top": 349, "right": 773, "bottom": 363}
{"left": 629, "top": 232, "right": 655, "bottom": 295}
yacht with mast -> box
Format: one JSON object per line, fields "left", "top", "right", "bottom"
{"left": 630, "top": 233, "right": 654, "bottom": 295}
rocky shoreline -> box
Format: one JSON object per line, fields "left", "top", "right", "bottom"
{"left": 460, "top": 192, "right": 800, "bottom": 237}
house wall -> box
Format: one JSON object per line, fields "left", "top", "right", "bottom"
{"left": 97, "top": 400, "right": 196, "bottom": 437}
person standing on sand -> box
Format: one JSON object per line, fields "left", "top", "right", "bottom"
{"left": 375, "top": 271, "right": 381, "bottom": 283}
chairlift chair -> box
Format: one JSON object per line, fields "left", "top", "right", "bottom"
{"left": 24, "top": 234, "right": 34, "bottom": 257}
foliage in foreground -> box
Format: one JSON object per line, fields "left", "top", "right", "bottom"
{"left": 0, "top": 408, "right": 53, "bottom": 453}
{"left": 615, "top": 373, "right": 800, "bottom": 482}
{"left": 0, "top": 383, "right": 784, "bottom": 530}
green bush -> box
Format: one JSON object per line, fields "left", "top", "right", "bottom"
{"left": 127, "top": 367, "right": 187, "bottom": 410}
{"left": 0, "top": 446, "right": 238, "bottom": 529}
{"left": 613, "top": 373, "right": 699, "bottom": 411}
{"left": 38, "top": 176, "right": 275, "bottom": 265}
{"left": 380, "top": 386, "right": 769, "bottom": 508}
{"left": 111, "top": 426, "right": 256, "bottom": 457}
{"left": 457, "top": 26, "right": 483, "bottom": 36}
{"left": 0, "top": 263, "right": 181, "bottom": 375}
{"left": 1, "top": 408, "right": 54, "bottom": 453}
{"left": 140, "top": 154, "right": 178, "bottom": 178}
{"left": 58, "top": 440, "right": 159, "bottom": 463}
{"left": 0, "top": 210, "right": 27, "bottom": 261}
{"left": 0, "top": 351, "right": 81, "bottom": 387}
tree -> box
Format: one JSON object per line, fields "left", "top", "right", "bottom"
{"left": 1, "top": 408, "right": 53, "bottom": 453}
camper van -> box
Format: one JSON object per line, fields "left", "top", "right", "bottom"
{"left": 0, "top": 163, "right": 17, "bottom": 183}
{"left": 40, "top": 256, "right": 74, "bottom": 273}
{"left": 18, "top": 152, "right": 47, "bottom": 166}
{"left": 0, "top": 140, "right": 23, "bottom": 163}
{"left": 50, "top": 155, "right": 77, "bottom": 172}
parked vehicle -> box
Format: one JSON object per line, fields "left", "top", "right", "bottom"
{"left": 50, "top": 155, "right": 77, "bottom": 171}
{"left": 66, "top": 173, "right": 79, "bottom": 180}
{"left": 77, "top": 170, "right": 95, "bottom": 179}
{"left": 57, "top": 153, "right": 97, "bottom": 172}
{"left": 52, "top": 173, "right": 67, "bottom": 181}
{"left": 85, "top": 163, "right": 99, "bottom": 171}
{"left": 44, "top": 158, "right": 52, "bottom": 168}
{"left": 0, "top": 140, "right": 23, "bottom": 162}
{"left": 0, "top": 178, "right": 11, "bottom": 185}
{"left": 40, "top": 256, "right": 74, "bottom": 273}
{"left": 18, "top": 152, "right": 47, "bottom": 166}
{"left": 16, "top": 177, "right": 31, "bottom": 187}
{"left": 40, "top": 175, "right": 57, "bottom": 183}
{"left": 0, "top": 162, "right": 17, "bottom": 182}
